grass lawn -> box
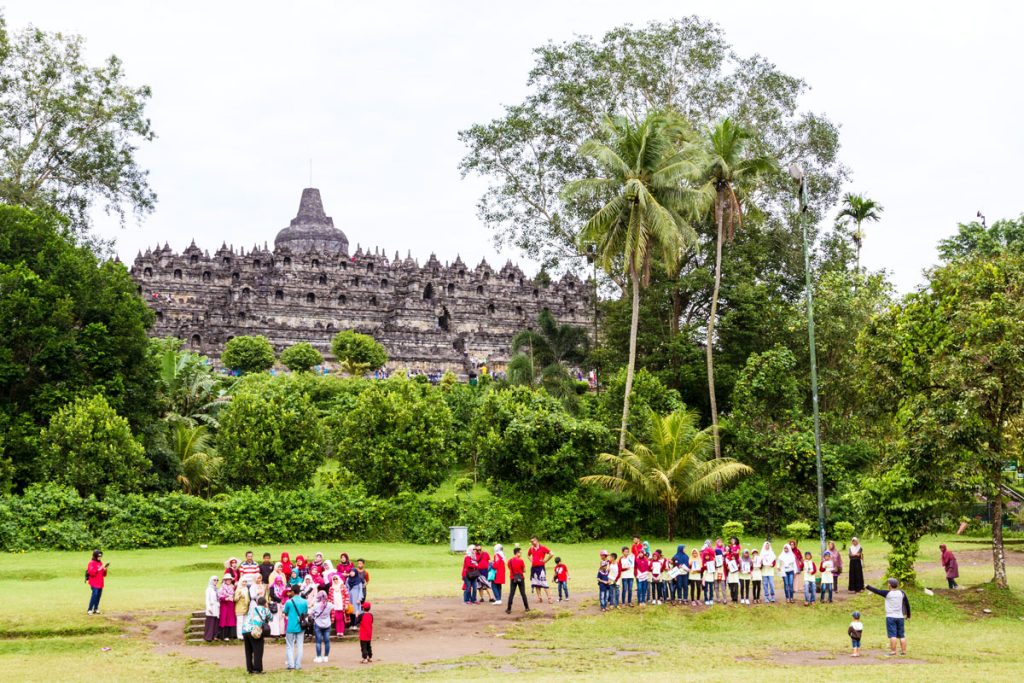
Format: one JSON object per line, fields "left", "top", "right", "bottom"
{"left": 1, "top": 535, "right": 1022, "bottom": 681}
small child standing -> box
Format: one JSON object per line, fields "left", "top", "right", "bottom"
{"left": 738, "top": 551, "right": 752, "bottom": 605}
{"left": 688, "top": 550, "right": 702, "bottom": 606}
{"left": 649, "top": 551, "right": 663, "bottom": 605}
{"left": 597, "top": 562, "right": 610, "bottom": 611}
{"left": 554, "top": 557, "right": 570, "bottom": 602}
{"left": 750, "top": 550, "right": 762, "bottom": 604}
{"left": 802, "top": 552, "right": 817, "bottom": 605}
{"left": 358, "top": 601, "right": 373, "bottom": 664}
{"left": 607, "top": 552, "right": 620, "bottom": 609}
{"left": 726, "top": 555, "right": 740, "bottom": 603}
{"left": 819, "top": 551, "right": 835, "bottom": 603}
{"left": 702, "top": 553, "right": 716, "bottom": 606}
{"left": 848, "top": 610, "right": 863, "bottom": 657}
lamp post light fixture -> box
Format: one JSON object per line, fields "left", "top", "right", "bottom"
{"left": 789, "top": 162, "right": 827, "bottom": 556}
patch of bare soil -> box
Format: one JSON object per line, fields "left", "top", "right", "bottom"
{"left": 145, "top": 596, "right": 585, "bottom": 671}
{"left": 748, "top": 649, "right": 927, "bottom": 666}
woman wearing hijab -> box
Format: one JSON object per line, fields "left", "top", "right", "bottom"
{"left": 492, "top": 544, "right": 506, "bottom": 604}
{"left": 347, "top": 560, "right": 366, "bottom": 620}
{"left": 280, "top": 552, "right": 293, "bottom": 580}
{"left": 778, "top": 543, "right": 798, "bottom": 604}
{"left": 329, "top": 574, "right": 350, "bottom": 636}
{"left": 300, "top": 575, "right": 317, "bottom": 612}
{"left": 336, "top": 553, "right": 354, "bottom": 579}
{"left": 294, "top": 555, "right": 308, "bottom": 580}
{"left": 760, "top": 541, "right": 777, "bottom": 604}
{"left": 218, "top": 576, "right": 238, "bottom": 640}
{"left": 671, "top": 544, "right": 689, "bottom": 605}
{"left": 309, "top": 563, "right": 325, "bottom": 587}
{"left": 313, "top": 552, "right": 333, "bottom": 579}
{"left": 224, "top": 557, "right": 240, "bottom": 583}
{"left": 233, "top": 574, "right": 250, "bottom": 639}
{"left": 267, "top": 563, "right": 288, "bottom": 636}
{"left": 940, "top": 544, "right": 959, "bottom": 589}
{"left": 204, "top": 575, "right": 220, "bottom": 641}
{"left": 848, "top": 537, "right": 865, "bottom": 592}
{"left": 828, "top": 540, "right": 843, "bottom": 586}
{"left": 248, "top": 574, "right": 266, "bottom": 618}
{"left": 311, "top": 590, "right": 333, "bottom": 663}
{"left": 461, "top": 547, "right": 478, "bottom": 605}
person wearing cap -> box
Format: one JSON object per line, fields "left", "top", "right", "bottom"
{"left": 866, "top": 578, "right": 911, "bottom": 656}
{"left": 86, "top": 549, "right": 109, "bottom": 615}
{"left": 848, "top": 610, "right": 864, "bottom": 657}
{"left": 358, "top": 601, "right": 374, "bottom": 663}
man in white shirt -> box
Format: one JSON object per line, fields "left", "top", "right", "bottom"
{"left": 607, "top": 552, "right": 621, "bottom": 608}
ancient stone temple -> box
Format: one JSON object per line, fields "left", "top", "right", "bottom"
{"left": 131, "top": 188, "right": 593, "bottom": 375}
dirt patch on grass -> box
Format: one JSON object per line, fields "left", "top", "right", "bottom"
{"left": 143, "top": 596, "right": 589, "bottom": 671}
{"left": 746, "top": 649, "right": 927, "bottom": 666}
{"left": 940, "top": 583, "right": 1024, "bottom": 620}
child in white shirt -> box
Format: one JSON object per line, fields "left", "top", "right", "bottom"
{"left": 820, "top": 551, "right": 835, "bottom": 603}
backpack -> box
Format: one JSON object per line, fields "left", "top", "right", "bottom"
{"left": 291, "top": 598, "right": 313, "bottom": 630}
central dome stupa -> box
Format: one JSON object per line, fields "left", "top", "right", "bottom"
{"left": 274, "top": 187, "right": 349, "bottom": 254}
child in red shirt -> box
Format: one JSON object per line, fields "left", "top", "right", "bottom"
{"left": 553, "top": 558, "right": 569, "bottom": 601}
{"left": 358, "top": 601, "right": 374, "bottom": 663}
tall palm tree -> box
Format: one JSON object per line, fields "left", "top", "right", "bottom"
{"left": 564, "top": 111, "right": 703, "bottom": 452}
{"left": 836, "top": 193, "right": 884, "bottom": 271}
{"left": 581, "top": 410, "right": 752, "bottom": 539}
{"left": 511, "top": 308, "right": 590, "bottom": 370}
{"left": 696, "top": 118, "right": 775, "bottom": 459}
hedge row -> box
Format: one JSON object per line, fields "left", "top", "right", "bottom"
{"left": 0, "top": 484, "right": 640, "bottom": 551}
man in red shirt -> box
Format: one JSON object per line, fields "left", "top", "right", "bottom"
{"left": 505, "top": 547, "right": 529, "bottom": 614}
{"left": 527, "top": 536, "right": 553, "bottom": 604}
{"left": 630, "top": 536, "right": 644, "bottom": 560}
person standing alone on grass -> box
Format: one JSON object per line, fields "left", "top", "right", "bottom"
{"left": 848, "top": 610, "right": 863, "bottom": 657}
{"left": 283, "top": 584, "right": 308, "bottom": 670}
{"left": 866, "top": 578, "right": 911, "bottom": 657}
{"left": 940, "top": 544, "right": 959, "bottom": 589}
{"left": 86, "top": 549, "right": 108, "bottom": 615}
{"left": 528, "top": 537, "right": 553, "bottom": 604}
{"left": 359, "top": 602, "right": 374, "bottom": 664}
{"left": 505, "top": 546, "right": 529, "bottom": 613}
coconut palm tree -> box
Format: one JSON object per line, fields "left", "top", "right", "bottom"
{"left": 564, "top": 110, "right": 703, "bottom": 452}
{"left": 696, "top": 118, "right": 775, "bottom": 459}
{"left": 581, "top": 410, "right": 752, "bottom": 539}
{"left": 836, "top": 193, "right": 884, "bottom": 271}
{"left": 173, "top": 423, "right": 222, "bottom": 497}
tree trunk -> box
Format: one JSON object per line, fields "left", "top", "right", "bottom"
{"left": 619, "top": 269, "right": 640, "bottom": 453}
{"left": 706, "top": 200, "right": 724, "bottom": 459}
{"left": 666, "top": 504, "right": 675, "bottom": 542}
{"left": 992, "top": 491, "right": 1008, "bottom": 588}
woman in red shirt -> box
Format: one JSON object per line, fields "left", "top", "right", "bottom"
{"left": 86, "top": 549, "right": 109, "bottom": 614}
{"left": 462, "top": 548, "right": 479, "bottom": 604}
{"left": 491, "top": 543, "right": 506, "bottom": 605}
{"left": 475, "top": 545, "right": 494, "bottom": 603}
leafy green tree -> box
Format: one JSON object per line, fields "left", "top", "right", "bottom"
{"left": 172, "top": 423, "right": 221, "bottom": 498}
{"left": 938, "top": 214, "right": 1024, "bottom": 261}
{"left": 511, "top": 309, "right": 589, "bottom": 369}
{"left": 0, "top": 206, "right": 157, "bottom": 490}
{"left": 330, "top": 330, "right": 387, "bottom": 376}
{"left": 333, "top": 375, "right": 454, "bottom": 496}
{"left": 474, "top": 385, "right": 610, "bottom": 492}
{"left": 279, "top": 342, "right": 324, "bottom": 373}
{"left": 38, "top": 394, "right": 150, "bottom": 497}
{"left": 459, "top": 16, "right": 844, "bottom": 270}
{"left": 0, "top": 21, "right": 156, "bottom": 233}
{"left": 597, "top": 367, "right": 682, "bottom": 445}
{"left": 836, "top": 193, "right": 884, "bottom": 271}
{"left": 153, "top": 340, "right": 223, "bottom": 427}
{"left": 581, "top": 410, "right": 751, "bottom": 539}
{"left": 564, "top": 111, "right": 700, "bottom": 452}
{"left": 858, "top": 237, "right": 1024, "bottom": 587}
{"left": 695, "top": 118, "right": 774, "bottom": 459}
{"left": 217, "top": 375, "right": 325, "bottom": 489}
{"left": 220, "top": 335, "right": 275, "bottom": 374}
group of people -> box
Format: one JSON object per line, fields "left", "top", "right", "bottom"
{"left": 460, "top": 536, "right": 869, "bottom": 613}
{"left": 202, "top": 550, "right": 375, "bottom": 673}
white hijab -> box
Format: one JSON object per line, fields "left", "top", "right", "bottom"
{"left": 849, "top": 538, "right": 862, "bottom": 557}
{"left": 760, "top": 541, "right": 776, "bottom": 565}
{"left": 494, "top": 543, "right": 505, "bottom": 561}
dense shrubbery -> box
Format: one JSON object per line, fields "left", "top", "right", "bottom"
{"left": 0, "top": 483, "right": 633, "bottom": 551}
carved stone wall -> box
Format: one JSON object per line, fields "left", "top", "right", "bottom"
{"left": 130, "top": 188, "right": 593, "bottom": 375}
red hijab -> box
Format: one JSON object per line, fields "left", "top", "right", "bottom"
{"left": 280, "top": 552, "right": 293, "bottom": 579}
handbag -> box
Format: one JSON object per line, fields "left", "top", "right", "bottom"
{"left": 292, "top": 598, "right": 314, "bottom": 630}
{"left": 466, "top": 568, "right": 480, "bottom": 581}
{"left": 250, "top": 608, "right": 269, "bottom": 640}
{"left": 269, "top": 601, "right": 279, "bottom": 614}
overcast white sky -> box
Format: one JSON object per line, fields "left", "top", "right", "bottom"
{"left": 6, "top": 1, "right": 1023, "bottom": 292}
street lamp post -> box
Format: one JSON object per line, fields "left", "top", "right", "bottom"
{"left": 789, "top": 163, "right": 827, "bottom": 556}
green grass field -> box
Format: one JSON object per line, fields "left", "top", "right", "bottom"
{"left": 1, "top": 536, "right": 1022, "bottom": 681}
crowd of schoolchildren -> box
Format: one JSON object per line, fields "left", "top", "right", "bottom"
{"left": 203, "top": 550, "right": 375, "bottom": 673}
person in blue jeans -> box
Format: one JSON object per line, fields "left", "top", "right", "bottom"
{"left": 311, "top": 591, "right": 332, "bottom": 663}
{"left": 671, "top": 544, "right": 689, "bottom": 605}
{"left": 607, "top": 552, "right": 620, "bottom": 608}
{"left": 618, "top": 547, "right": 634, "bottom": 606}
{"left": 283, "top": 585, "right": 308, "bottom": 670}
{"left": 597, "top": 562, "right": 610, "bottom": 611}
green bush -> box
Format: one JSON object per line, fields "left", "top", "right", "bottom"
{"left": 220, "top": 335, "right": 275, "bottom": 374}
{"left": 785, "top": 520, "right": 812, "bottom": 540}
{"left": 279, "top": 342, "right": 323, "bottom": 373}
{"left": 454, "top": 477, "right": 474, "bottom": 494}
{"left": 722, "top": 521, "right": 745, "bottom": 540}
{"left": 833, "top": 521, "right": 855, "bottom": 545}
